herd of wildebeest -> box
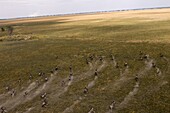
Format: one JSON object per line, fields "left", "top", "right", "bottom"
{"left": 0, "top": 51, "right": 168, "bottom": 113}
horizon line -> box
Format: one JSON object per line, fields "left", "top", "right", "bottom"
{"left": 1, "top": 6, "right": 170, "bottom": 20}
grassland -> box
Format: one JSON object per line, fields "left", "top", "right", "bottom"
{"left": 0, "top": 8, "right": 170, "bottom": 113}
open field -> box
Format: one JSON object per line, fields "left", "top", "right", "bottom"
{"left": 0, "top": 8, "right": 170, "bottom": 113}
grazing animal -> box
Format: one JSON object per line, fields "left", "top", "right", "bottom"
{"left": 89, "top": 56, "right": 93, "bottom": 61}
{"left": 83, "top": 87, "right": 88, "bottom": 94}
{"left": 39, "top": 72, "right": 42, "bottom": 76}
{"left": 69, "top": 65, "right": 72, "bottom": 72}
{"left": 5, "top": 86, "right": 10, "bottom": 91}
{"left": 18, "top": 78, "right": 21, "bottom": 84}
{"left": 55, "top": 67, "right": 58, "bottom": 71}
{"left": 44, "top": 77, "right": 48, "bottom": 82}
{"left": 39, "top": 72, "right": 45, "bottom": 76}
{"left": 152, "top": 63, "right": 156, "bottom": 68}
{"left": 11, "top": 89, "right": 16, "bottom": 97}
{"left": 94, "top": 69, "right": 98, "bottom": 76}
{"left": 109, "top": 101, "right": 116, "bottom": 111}
{"left": 156, "top": 67, "right": 161, "bottom": 75}
{"left": 42, "top": 99, "right": 48, "bottom": 108}
{"left": 124, "top": 62, "right": 128, "bottom": 67}
{"left": 143, "top": 54, "right": 149, "bottom": 59}
{"left": 88, "top": 107, "right": 95, "bottom": 113}
{"left": 99, "top": 56, "right": 103, "bottom": 62}
{"left": 135, "top": 74, "right": 139, "bottom": 82}
{"left": 0, "top": 107, "right": 7, "bottom": 113}
{"left": 41, "top": 92, "right": 47, "bottom": 99}
{"left": 69, "top": 73, "right": 73, "bottom": 81}
{"left": 24, "top": 91, "right": 28, "bottom": 97}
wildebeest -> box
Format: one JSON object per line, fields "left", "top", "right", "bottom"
{"left": 83, "top": 87, "right": 88, "bottom": 94}
{"left": 0, "top": 106, "right": 7, "bottom": 113}
{"left": 135, "top": 74, "right": 139, "bottom": 82}
{"left": 69, "top": 73, "right": 73, "bottom": 81}
{"left": 41, "top": 92, "right": 47, "bottom": 99}
{"left": 89, "top": 55, "right": 94, "bottom": 61}
{"left": 152, "top": 63, "right": 156, "bottom": 68}
{"left": 18, "top": 78, "right": 21, "bottom": 84}
{"left": 109, "top": 100, "right": 116, "bottom": 111}
{"left": 99, "top": 56, "right": 103, "bottom": 62}
{"left": 156, "top": 67, "right": 161, "bottom": 75}
{"left": 5, "top": 86, "right": 10, "bottom": 91}
{"left": 69, "top": 65, "right": 72, "bottom": 72}
{"left": 94, "top": 69, "right": 98, "bottom": 76}
{"left": 88, "top": 107, "right": 95, "bottom": 113}
{"left": 143, "top": 54, "right": 149, "bottom": 59}
{"left": 39, "top": 72, "right": 45, "bottom": 76}
{"left": 23, "top": 91, "right": 28, "bottom": 97}
{"left": 11, "top": 89, "right": 16, "bottom": 97}
{"left": 44, "top": 77, "right": 48, "bottom": 82}
{"left": 55, "top": 67, "right": 58, "bottom": 71}
{"left": 124, "top": 62, "right": 128, "bottom": 67}
{"left": 42, "top": 99, "right": 48, "bottom": 108}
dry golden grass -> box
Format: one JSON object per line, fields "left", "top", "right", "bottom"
{"left": 1, "top": 8, "right": 170, "bottom": 26}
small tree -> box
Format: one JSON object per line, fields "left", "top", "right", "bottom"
{"left": 7, "top": 26, "right": 13, "bottom": 36}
